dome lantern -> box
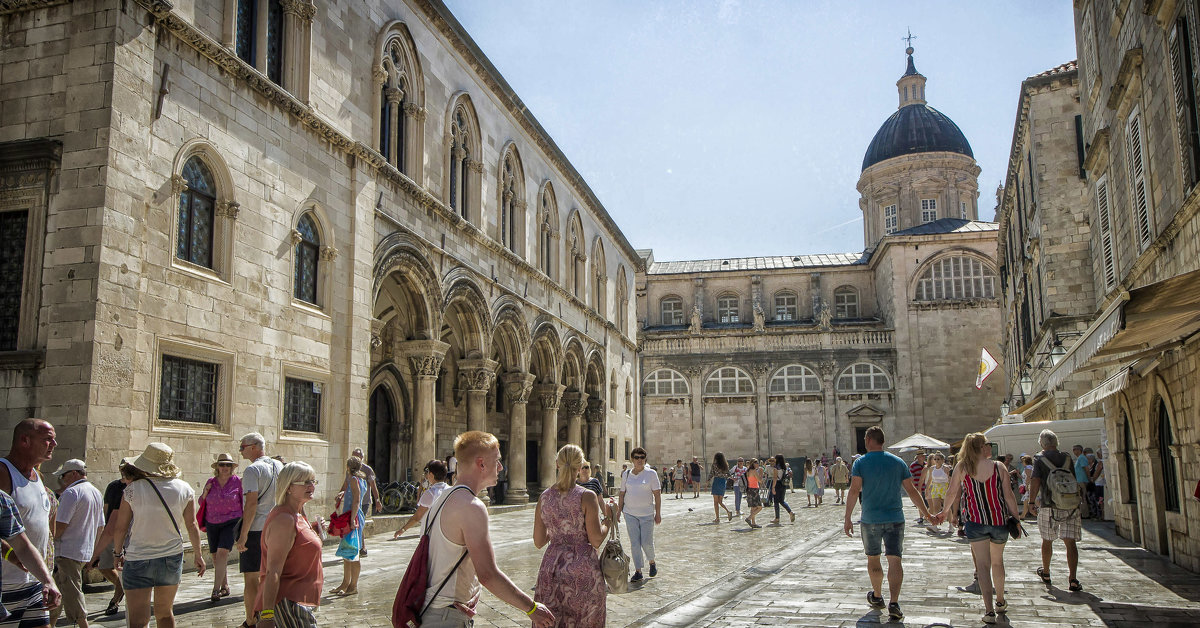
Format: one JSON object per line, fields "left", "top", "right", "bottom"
{"left": 897, "top": 47, "right": 927, "bottom": 108}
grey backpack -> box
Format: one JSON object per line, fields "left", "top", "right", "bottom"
{"left": 1043, "top": 454, "right": 1080, "bottom": 511}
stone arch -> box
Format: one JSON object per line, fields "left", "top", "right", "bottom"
{"left": 590, "top": 236, "right": 608, "bottom": 316}
{"left": 170, "top": 139, "right": 238, "bottom": 277}
{"left": 367, "top": 363, "right": 411, "bottom": 483}
{"left": 529, "top": 317, "right": 563, "bottom": 384}
{"left": 373, "top": 20, "right": 425, "bottom": 175}
{"left": 908, "top": 247, "right": 998, "bottom": 301}
{"left": 440, "top": 269, "right": 492, "bottom": 360}
{"left": 373, "top": 232, "right": 441, "bottom": 340}
{"left": 536, "top": 180, "right": 560, "bottom": 280}
{"left": 562, "top": 335, "right": 587, "bottom": 391}
{"left": 496, "top": 142, "right": 528, "bottom": 257}
{"left": 491, "top": 297, "right": 531, "bottom": 371}
{"left": 445, "top": 92, "right": 482, "bottom": 223}
{"left": 615, "top": 265, "right": 628, "bottom": 334}
{"left": 172, "top": 139, "right": 236, "bottom": 196}
{"left": 565, "top": 210, "right": 586, "bottom": 299}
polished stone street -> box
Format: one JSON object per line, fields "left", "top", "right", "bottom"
{"left": 73, "top": 492, "right": 1200, "bottom": 627}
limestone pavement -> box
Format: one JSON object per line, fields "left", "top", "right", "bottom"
{"left": 72, "top": 493, "right": 1200, "bottom": 627}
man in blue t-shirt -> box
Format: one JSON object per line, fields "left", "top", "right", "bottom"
{"left": 844, "top": 426, "right": 939, "bottom": 623}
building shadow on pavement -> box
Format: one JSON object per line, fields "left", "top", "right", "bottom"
{"left": 855, "top": 611, "right": 962, "bottom": 627}
{"left": 1081, "top": 521, "right": 1200, "bottom": 602}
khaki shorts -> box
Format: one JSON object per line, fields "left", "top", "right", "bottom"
{"left": 53, "top": 556, "right": 87, "bottom": 624}
{"left": 1038, "top": 507, "right": 1081, "bottom": 541}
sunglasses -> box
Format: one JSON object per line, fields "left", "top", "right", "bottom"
{"left": 291, "top": 479, "right": 318, "bottom": 487}
{"left": 632, "top": 455, "right": 646, "bottom": 460}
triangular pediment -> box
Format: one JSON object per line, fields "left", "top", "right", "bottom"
{"left": 846, "top": 403, "right": 885, "bottom": 418}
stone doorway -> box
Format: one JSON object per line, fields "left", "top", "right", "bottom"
{"left": 367, "top": 383, "right": 408, "bottom": 484}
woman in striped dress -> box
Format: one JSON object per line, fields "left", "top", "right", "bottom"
{"left": 939, "top": 433, "right": 1021, "bottom": 625}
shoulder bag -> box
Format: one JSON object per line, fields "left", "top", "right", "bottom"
{"left": 143, "top": 478, "right": 182, "bottom": 540}
{"left": 601, "top": 515, "right": 630, "bottom": 594}
{"left": 995, "top": 462, "right": 1026, "bottom": 540}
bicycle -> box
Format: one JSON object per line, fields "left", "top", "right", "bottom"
{"left": 379, "top": 481, "right": 421, "bottom": 514}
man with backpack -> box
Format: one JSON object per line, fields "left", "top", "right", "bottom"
{"left": 1021, "top": 429, "right": 1083, "bottom": 592}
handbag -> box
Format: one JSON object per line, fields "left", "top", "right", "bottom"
{"left": 196, "top": 498, "right": 208, "bottom": 532}
{"left": 1006, "top": 515, "right": 1027, "bottom": 539}
{"left": 600, "top": 516, "right": 630, "bottom": 594}
{"left": 329, "top": 492, "right": 354, "bottom": 538}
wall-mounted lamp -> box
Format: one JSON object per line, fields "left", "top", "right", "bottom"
{"left": 1019, "top": 372, "right": 1033, "bottom": 397}
{"left": 1000, "top": 400, "right": 1010, "bottom": 416}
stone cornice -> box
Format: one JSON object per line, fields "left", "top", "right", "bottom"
{"left": 1106, "top": 47, "right": 1143, "bottom": 111}
{"left": 0, "top": 0, "right": 68, "bottom": 15}
{"left": 1082, "top": 126, "right": 1112, "bottom": 174}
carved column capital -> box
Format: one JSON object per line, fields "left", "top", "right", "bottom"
{"left": 503, "top": 372, "right": 536, "bottom": 405}
{"left": 319, "top": 245, "right": 339, "bottom": 261}
{"left": 401, "top": 340, "right": 450, "bottom": 378}
{"left": 502, "top": 188, "right": 514, "bottom": 203}
{"left": 372, "top": 65, "right": 388, "bottom": 85}
{"left": 819, "top": 358, "right": 839, "bottom": 379}
{"left": 451, "top": 146, "right": 466, "bottom": 161}
{"left": 216, "top": 200, "right": 240, "bottom": 219}
{"left": 535, "top": 383, "right": 566, "bottom": 410}
{"left": 750, "top": 364, "right": 772, "bottom": 380}
{"left": 170, "top": 174, "right": 188, "bottom": 195}
{"left": 280, "top": 0, "right": 315, "bottom": 20}
{"left": 385, "top": 86, "right": 404, "bottom": 104}
{"left": 456, "top": 358, "right": 498, "bottom": 392}
{"left": 514, "top": 199, "right": 527, "bottom": 210}
{"left": 404, "top": 102, "right": 424, "bottom": 120}
{"left": 289, "top": 229, "right": 304, "bottom": 245}
{"left": 584, "top": 397, "right": 606, "bottom": 424}
{"left": 370, "top": 318, "right": 386, "bottom": 350}
{"left": 562, "top": 391, "right": 589, "bottom": 419}
{"left": 467, "top": 159, "right": 484, "bottom": 174}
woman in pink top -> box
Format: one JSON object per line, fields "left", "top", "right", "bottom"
{"left": 200, "top": 453, "right": 243, "bottom": 602}
{"left": 256, "top": 462, "right": 324, "bottom": 628}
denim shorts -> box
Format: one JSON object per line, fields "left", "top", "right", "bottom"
{"left": 964, "top": 521, "right": 1010, "bottom": 545}
{"left": 121, "top": 553, "right": 183, "bottom": 590}
{"left": 860, "top": 521, "right": 904, "bottom": 557}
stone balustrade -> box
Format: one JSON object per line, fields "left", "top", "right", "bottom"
{"left": 641, "top": 328, "right": 894, "bottom": 354}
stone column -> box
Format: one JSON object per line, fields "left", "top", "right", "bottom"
{"left": 819, "top": 358, "right": 840, "bottom": 455}
{"left": 752, "top": 364, "right": 771, "bottom": 454}
{"left": 562, "top": 391, "right": 589, "bottom": 446}
{"left": 457, "top": 359, "right": 497, "bottom": 433}
{"left": 585, "top": 398, "right": 606, "bottom": 474}
{"left": 402, "top": 340, "right": 449, "bottom": 481}
{"left": 503, "top": 372, "right": 536, "bottom": 502}
{"left": 536, "top": 383, "right": 566, "bottom": 490}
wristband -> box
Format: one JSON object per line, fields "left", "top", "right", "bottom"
{"left": 259, "top": 609, "right": 275, "bottom": 619}
{"left": 525, "top": 602, "right": 539, "bottom": 616}
{"left": 3, "top": 546, "right": 12, "bottom": 560}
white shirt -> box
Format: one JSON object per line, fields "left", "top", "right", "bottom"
{"left": 620, "top": 467, "right": 661, "bottom": 517}
{"left": 124, "top": 477, "right": 195, "bottom": 560}
{"left": 447, "top": 457, "right": 457, "bottom": 473}
{"left": 242, "top": 456, "right": 283, "bottom": 531}
{"left": 417, "top": 481, "right": 449, "bottom": 510}
{"left": 54, "top": 479, "right": 105, "bottom": 562}
{"left": 0, "top": 458, "right": 50, "bottom": 590}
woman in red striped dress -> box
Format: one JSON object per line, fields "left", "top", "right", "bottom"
{"left": 938, "top": 433, "right": 1021, "bottom": 625}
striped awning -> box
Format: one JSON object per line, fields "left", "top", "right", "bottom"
{"left": 1046, "top": 293, "right": 1128, "bottom": 391}
{"left": 1074, "top": 361, "right": 1139, "bottom": 411}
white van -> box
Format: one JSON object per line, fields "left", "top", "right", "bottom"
{"left": 983, "top": 417, "right": 1104, "bottom": 460}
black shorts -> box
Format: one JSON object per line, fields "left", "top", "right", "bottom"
{"left": 206, "top": 517, "right": 241, "bottom": 553}
{"left": 239, "top": 530, "right": 263, "bottom": 573}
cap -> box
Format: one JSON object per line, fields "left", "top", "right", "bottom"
{"left": 52, "top": 459, "right": 86, "bottom": 476}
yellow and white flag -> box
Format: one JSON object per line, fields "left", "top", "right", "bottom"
{"left": 976, "top": 348, "right": 998, "bottom": 389}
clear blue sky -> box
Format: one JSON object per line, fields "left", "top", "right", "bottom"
{"left": 443, "top": 1, "right": 1078, "bottom": 261}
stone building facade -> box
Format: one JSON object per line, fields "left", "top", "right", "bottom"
{"left": 637, "top": 51, "right": 1004, "bottom": 464}
{"left": 997, "top": 62, "right": 1104, "bottom": 423}
{"left": 1026, "top": 0, "right": 1200, "bottom": 572}
{"left": 0, "top": 0, "right": 640, "bottom": 501}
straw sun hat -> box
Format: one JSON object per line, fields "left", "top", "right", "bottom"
{"left": 211, "top": 452, "right": 237, "bottom": 470}
{"left": 122, "top": 442, "right": 181, "bottom": 479}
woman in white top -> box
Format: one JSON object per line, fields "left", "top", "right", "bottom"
{"left": 617, "top": 447, "right": 661, "bottom": 583}
{"left": 921, "top": 452, "right": 952, "bottom": 532}
{"left": 93, "top": 443, "right": 205, "bottom": 628}
{"left": 393, "top": 459, "right": 450, "bottom": 538}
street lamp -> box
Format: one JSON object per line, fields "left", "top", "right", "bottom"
{"left": 1019, "top": 372, "right": 1033, "bottom": 397}
{"left": 1000, "top": 400, "right": 1010, "bottom": 416}
{"left": 1049, "top": 339, "right": 1066, "bottom": 365}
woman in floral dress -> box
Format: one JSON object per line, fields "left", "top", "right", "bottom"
{"left": 534, "top": 445, "right": 612, "bottom": 627}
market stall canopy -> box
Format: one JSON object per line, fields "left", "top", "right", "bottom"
{"left": 887, "top": 433, "right": 951, "bottom": 450}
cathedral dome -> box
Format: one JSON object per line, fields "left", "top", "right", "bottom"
{"left": 861, "top": 104, "right": 974, "bottom": 171}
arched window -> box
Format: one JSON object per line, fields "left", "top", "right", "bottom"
{"left": 834, "top": 286, "right": 859, "bottom": 318}
{"left": 1159, "top": 398, "right": 1180, "bottom": 512}
{"left": 1122, "top": 412, "right": 1136, "bottom": 504}
{"left": 837, "top": 363, "right": 891, "bottom": 392}
{"left": 774, "top": 291, "right": 797, "bottom": 321}
{"left": 705, "top": 367, "right": 754, "bottom": 395}
{"left": 616, "top": 267, "right": 629, "bottom": 334}
{"left": 660, "top": 297, "right": 684, "bottom": 325}
{"left": 591, "top": 239, "right": 607, "bottom": 315}
{"left": 446, "top": 98, "right": 481, "bottom": 223}
{"left": 294, "top": 213, "right": 320, "bottom": 304}
{"left": 643, "top": 369, "right": 688, "bottom": 396}
{"left": 498, "top": 147, "right": 526, "bottom": 255}
{"left": 537, "top": 183, "right": 558, "bottom": 279}
{"left": 915, "top": 255, "right": 997, "bottom": 301}
{"left": 177, "top": 157, "right": 217, "bottom": 268}
{"left": 769, "top": 365, "right": 821, "bottom": 393}
{"left": 625, "top": 378, "right": 633, "bottom": 414}
{"left": 566, "top": 212, "right": 585, "bottom": 299}
{"left": 233, "top": 0, "right": 310, "bottom": 94}
{"left": 717, "top": 294, "right": 740, "bottom": 323}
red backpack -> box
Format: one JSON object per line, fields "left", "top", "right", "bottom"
{"left": 392, "top": 486, "right": 470, "bottom": 628}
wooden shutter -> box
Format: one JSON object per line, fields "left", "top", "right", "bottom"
{"left": 1171, "top": 20, "right": 1199, "bottom": 186}
{"left": 1126, "top": 110, "right": 1153, "bottom": 249}
{"left": 1096, "top": 176, "right": 1117, "bottom": 290}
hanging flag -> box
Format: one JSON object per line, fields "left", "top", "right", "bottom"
{"left": 976, "top": 348, "right": 998, "bottom": 389}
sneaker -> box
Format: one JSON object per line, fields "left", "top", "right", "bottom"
{"left": 649, "top": 563, "right": 658, "bottom": 578}
{"left": 359, "top": 548, "right": 368, "bottom": 557}
{"left": 790, "top": 511, "right": 796, "bottom": 523}
{"left": 995, "top": 599, "right": 1008, "bottom": 614}
{"left": 630, "top": 571, "right": 643, "bottom": 583}
{"left": 888, "top": 602, "right": 903, "bottom": 621}
{"left": 982, "top": 611, "right": 997, "bottom": 624}
{"left": 962, "top": 580, "right": 981, "bottom": 594}
{"left": 867, "top": 591, "right": 885, "bottom": 609}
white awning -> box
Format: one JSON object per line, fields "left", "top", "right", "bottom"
{"left": 1074, "top": 361, "right": 1139, "bottom": 411}
{"left": 1046, "top": 293, "right": 1128, "bottom": 391}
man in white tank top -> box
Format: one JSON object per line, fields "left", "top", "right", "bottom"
{"left": 419, "top": 431, "right": 554, "bottom": 628}
{"left": 0, "top": 419, "right": 61, "bottom": 626}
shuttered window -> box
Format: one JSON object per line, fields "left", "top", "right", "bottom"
{"left": 1171, "top": 10, "right": 1200, "bottom": 189}
{"left": 1096, "top": 175, "right": 1117, "bottom": 290}
{"left": 1126, "top": 108, "right": 1153, "bottom": 250}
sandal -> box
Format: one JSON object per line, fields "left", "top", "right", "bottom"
{"left": 104, "top": 599, "right": 120, "bottom": 615}
{"left": 1036, "top": 567, "right": 1051, "bottom": 584}
{"left": 219, "top": 585, "right": 230, "bottom": 598}
{"left": 211, "top": 589, "right": 222, "bottom": 603}
{"left": 1069, "top": 578, "right": 1083, "bottom": 592}
{"left": 996, "top": 599, "right": 1008, "bottom": 613}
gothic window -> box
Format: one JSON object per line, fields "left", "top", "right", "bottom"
{"left": 1127, "top": 107, "right": 1154, "bottom": 250}
{"left": 447, "top": 100, "right": 480, "bottom": 223}
{"left": 591, "top": 239, "right": 607, "bottom": 314}
{"left": 0, "top": 210, "right": 28, "bottom": 351}
{"left": 883, "top": 204, "right": 898, "bottom": 234}
{"left": 717, "top": 294, "right": 740, "bottom": 323}
{"left": 265, "top": 0, "right": 283, "bottom": 84}
{"left": 566, "top": 214, "right": 585, "bottom": 298}
{"left": 293, "top": 213, "right": 320, "bottom": 305}
{"left": 774, "top": 291, "right": 797, "bottom": 321}
{"left": 235, "top": 0, "right": 256, "bottom": 65}
{"left": 1096, "top": 175, "right": 1117, "bottom": 290}
{"left": 704, "top": 367, "right": 754, "bottom": 395}
{"left": 920, "top": 198, "right": 937, "bottom": 223}
{"left": 537, "top": 183, "right": 557, "bottom": 279}
{"left": 616, "top": 268, "right": 629, "bottom": 334}
{"left": 284, "top": 377, "right": 322, "bottom": 433}
{"left": 159, "top": 355, "right": 218, "bottom": 424}
{"left": 177, "top": 157, "right": 216, "bottom": 268}
{"left": 660, "top": 297, "right": 684, "bottom": 325}
{"left": 233, "top": 0, "right": 306, "bottom": 91}
{"left": 375, "top": 26, "right": 425, "bottom": 178}
{"left": 625, "top": 378, "right": 633, "bottom": 414}
{"left": 1122, "top": 413, "right": 1136, "bottom": 504}
{"left": 834, "top": 286, "right": 858, "bottom": 318}
{"left": 1159, "top": 398, "right": 1180, "bottom": 512}
{"left": 643, "top": 369, "right": 688, "bottom": 396}
{"left": 769, "top": 365, "right": 821, "bottom": 394}
{"left": 837, "top": 363, "right": 890, "bottom": 392}
{"left": 498, "top": 147, "right": 525, "bottom": 255}
{"left": 915, "top": 255, "right": 996, "bottom": 301}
